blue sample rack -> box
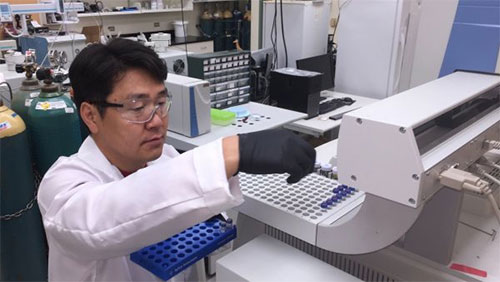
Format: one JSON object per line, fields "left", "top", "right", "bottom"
{"left": 130, "top": 218, "right": 236, "bottom": 281}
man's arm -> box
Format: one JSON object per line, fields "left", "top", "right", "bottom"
{"left": 222, "top": 135, "right": 239, "bottom": 178}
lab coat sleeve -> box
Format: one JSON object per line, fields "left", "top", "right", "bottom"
{"left": 38, "top": 139, "right": 243, "bottom": 261}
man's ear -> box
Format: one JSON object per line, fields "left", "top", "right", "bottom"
{"left": 80, "top": 102, "right": 100, "bottom": 134}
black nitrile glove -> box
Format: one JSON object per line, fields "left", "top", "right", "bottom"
{"left": 238, "top": 129, "right": 316, "bottom": 184}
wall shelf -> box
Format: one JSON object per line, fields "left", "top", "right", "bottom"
{"left": 193, "top": 0, "right": 240, "bottom": 3}
{"left": 77, "top": 7, "right": 193, "bottom": 18}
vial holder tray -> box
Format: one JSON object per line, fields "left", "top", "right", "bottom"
{"left": 237, "top": 173, "right": 365, "bottom": 245}
{"left": 130, "top": 218, "right": 236, "bottom": 281}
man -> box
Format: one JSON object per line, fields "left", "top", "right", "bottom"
{"left": 38, "top": 38, "right": 315, "bottom": 281}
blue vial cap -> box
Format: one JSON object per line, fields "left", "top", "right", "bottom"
{"left": 320, "top": 202, "right": 328, "bottom": 209}
{"left": 349, "top": 187, "right": 356, "bottom": 192}
{"left": 341, "top": 184, "right": 348, "bottom": 189}
{"left": 333, "top": 188, "right": 340, "bottom": 193}
{"left": 331, "top": 197, "right": 339, "bottom": 203}
{"left": 341, "top": 191, "right": 348, "bottom": 197}
{"left": 326, "top": 199, "right": 333, "bottom": 205}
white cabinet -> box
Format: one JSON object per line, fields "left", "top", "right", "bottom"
{"left": 169, "top": 40, "right": 213, "bottom": 54}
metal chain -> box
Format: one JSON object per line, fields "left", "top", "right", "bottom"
{"left": 0, "top": 167, "right": 42, "bottom": 221}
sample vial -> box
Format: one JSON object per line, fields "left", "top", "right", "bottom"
{"left": 320, "top": 163, "right": 333, "bottom": 178}
{"left": 314, "top": 161, "right": 322, "bottom": 174}
{"left": 219, "top": 221, "right": 227, "bottom": 232}
{"left": 220, "top": 218, "right": 233, "bottom": 232}
{"left": 332, "top": 166, "right": 338, "bottom": 180}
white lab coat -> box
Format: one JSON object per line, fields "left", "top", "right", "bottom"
{"left": 37, "top": 136, "right": 244, "bottom": 281}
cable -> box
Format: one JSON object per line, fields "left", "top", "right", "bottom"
{"left": 40, "top": 0, "right": 76, "bottom": 67}
{"left": 3, "top": 23, "right": 23, "bottom": 38}
{"left": 0, "top": 82, "right": 13, "bottom": 102}
{"left": 478, "top": 156, "right": 500, "bottom": 171}
{"left": 485, "top": 139, "right": 500, "bottom": 150}
{"left": 332, "top": 0, "right": 354, "bottom": 44}
{"left": 487, "top": 193, "right": 500, "bottom": 225}
{"left": 475, "top": 165, "right": 500, "bottom": 187}
{"left": 270, "top": 0, "right": 278, "bottom": 69}
{"left": 440, "top": 166, "right": 500, "bottom": 225}
{"left": 65, "top": 0, "right": 80, "bottom": 64}
{"left": 94, "top": 0, "right": 105, "bottom": 43}
{"left": 180, "top": 0, "right": 188, "bottom": 61}
{"left": 473, "top": 165, "right": 500, "bottom": 225}
{"left": 279, "top": 0, "right": 288, "bottom": 67}
{"left": 39, "top": 22, "right": 65, "bottom": 67}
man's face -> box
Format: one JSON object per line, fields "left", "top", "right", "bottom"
{"left": 94, "top": 68, "right": 168, "bottom": 170}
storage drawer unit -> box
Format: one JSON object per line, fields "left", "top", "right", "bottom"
{"left": 188, "top": 50, "right": 251, "bottom": 109}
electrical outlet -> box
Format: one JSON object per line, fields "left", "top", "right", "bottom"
{"left": 108, "top": 26, "right": 115, "bottom": 31}
{"left": 154, "top": 22, "right": 160, "bottom": 27}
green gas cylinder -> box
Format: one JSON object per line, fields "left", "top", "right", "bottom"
{"left": 27, "top": 81, "right": 82, "bottom": 175}
{"left": 200, "top": 5, "right": 214, "bottom": 39}
{"left": 223, "top": 6, "right": 234, "bottom": 50}
{"left": 10, "top": 75, "right": 41, "bottom": 122}
{"left": 213, "top": 4, "right": 225, "bottom": 52}
{"left": 241, "top": 6, "right": 251, "bottom": 50}
{"left": 0, "top": 101, "right": 48, "bottom": 281}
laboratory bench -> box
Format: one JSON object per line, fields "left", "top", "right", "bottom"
{"left": 284, "top": 91, "right": 378, "bottom": 138}
{"left": 170, "top": 35, "right": 212, "bottom": 46}
{"left": 168, "top": 35, "right": 214, "bottom": 54}
{"left": 165, "top": 102, "right": 307, "bottom": 151}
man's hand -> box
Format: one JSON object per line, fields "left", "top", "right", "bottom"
{"left": 238, "top": 129, "right": 316, "bottom": 183}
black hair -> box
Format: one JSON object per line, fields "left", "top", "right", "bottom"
{"left": 69, "top": 38, "right": 168, "bottom": 115}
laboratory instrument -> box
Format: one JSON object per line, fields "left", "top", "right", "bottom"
{"left": 236, "top": 70, "right": 500, "bottom": 279}
{"left": 166, "top": 73, "right": 211, "bottom": 137}
{"left": 157, "top": 49, "right": 191, "bottom": 76}
{"left": 296, "top": 52, "right": 336, "bottom": 91}
{"left": 19, "top": 33, "right": 87, "bottom": 67}
{"left": 269, "top": 68, "right": 321, "bottom": 118}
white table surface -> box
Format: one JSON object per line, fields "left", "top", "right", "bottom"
{"left": 216, "top": 234, "right": 361, "bottom": 282}
{"left": 166, "top": 102, "right": 307, "bottom": 151}
{"left": 284, "top": 91, "right": 378, "bottom": 137}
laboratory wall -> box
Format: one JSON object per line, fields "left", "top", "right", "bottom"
{"left": 250, "top": 0, "right": 339, "bottom": 51}
{"left": 408, "top": 0, "right": 459, "bottom": 88}
{"left": 439, "top": 0, "right": 500, "bottom": 77}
